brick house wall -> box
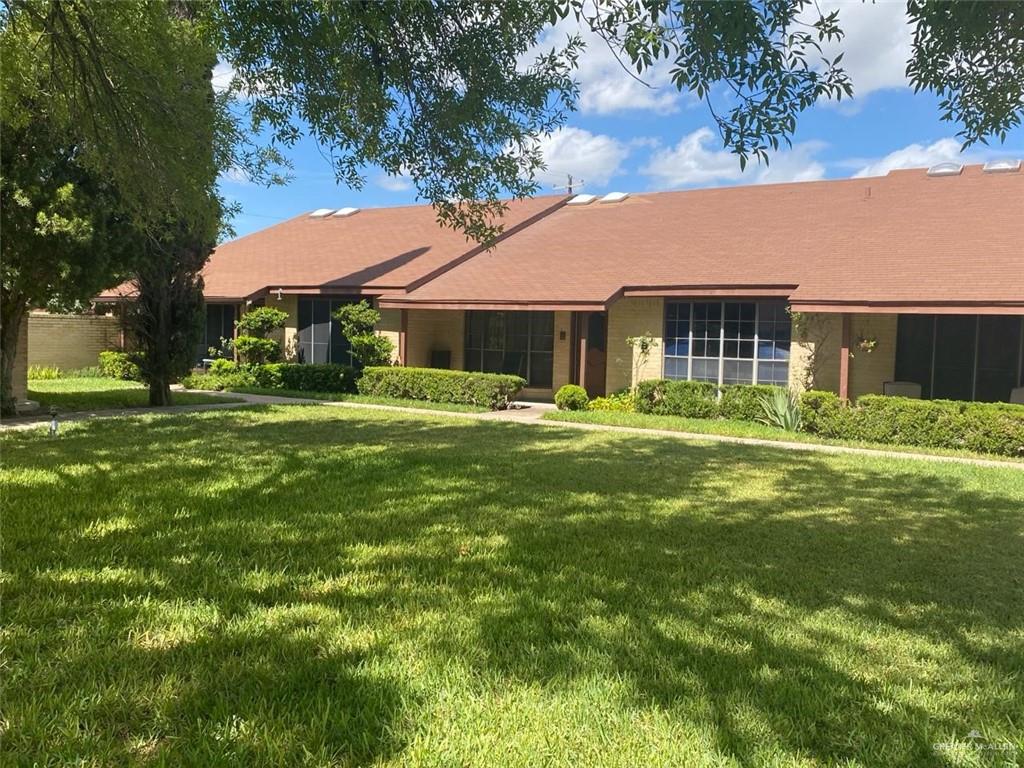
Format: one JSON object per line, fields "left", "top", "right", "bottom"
{"left": 605, "top": 297, "right": 665, "bottom": 393}
{"left": 28, "top": 312, "right": 123, "bottom": 371}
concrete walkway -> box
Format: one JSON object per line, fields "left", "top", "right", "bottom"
{"left": 3, "top": 389, "right": 1020, "bottom": 470}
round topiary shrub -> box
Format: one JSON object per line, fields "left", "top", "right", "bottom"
{"left": 555, "top": 384, "right": 589, "bottom": 411}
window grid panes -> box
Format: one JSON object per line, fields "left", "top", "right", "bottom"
{"left": 465, "top": 310, "right": 554, "bottom": 388}
{"left": 664, "top": 301, "right": 791, "bottom": 387}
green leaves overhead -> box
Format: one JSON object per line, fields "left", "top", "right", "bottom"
{"left": 212, "top": 0, "right": 582, "bottom": 243}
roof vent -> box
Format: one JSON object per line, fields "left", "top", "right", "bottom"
{"left": 982, "top": 158, "right": 1021, "bottom": 174}
{"left": 566, "top": 194, "right": 597, "bottom": 206}
{"left": 331, "top": 207, "right": 361, "bottom": 217}
{"left": 926, "top": 162, "right": 963, "bottom": 178}
{"left": 600, "top": 192, "right": 630, "bottom": 203}
{"left": 309, "top": 208, "right": 335, "bottom": 218}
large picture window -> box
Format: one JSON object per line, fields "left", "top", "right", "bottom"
{"left": 464, "top": 311, "right": 554, "bottom": 388}
{"left": 297, "top": 297, "right": 359, "bottom": 364}
{"left": 664, "top": 301, "right": 790, "bottom": 386}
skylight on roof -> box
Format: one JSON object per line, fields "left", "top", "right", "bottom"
{"left": 600, "top": 192, "right": 630, "bottom": 203}
{"left": 331, "top": 207, "right": 361, "bottom": 217}
{"left": 926, "top": 162, "right": 963, "bottom": 177}
{"left": 982, "top": 159, "right": 1021, "bottom": 174}
{"left": 309, "top": 208, "right": 335, "bottom": 218}
{"left": 566, "top": 194, "right": 597, "bottom": 206}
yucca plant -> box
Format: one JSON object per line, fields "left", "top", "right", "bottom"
{"left": 756, "top": 387, "right": 803, "bottom": 432}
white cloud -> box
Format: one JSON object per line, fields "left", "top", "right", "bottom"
{"left": 219, "top": 166, "right": 252, "bottom": 186}
{"left": 640, "top": 127, "right": 826, "bottom": 188}
{"left": 852, "top": 138, "right": 964, "bottom": 177}
{"left": 212, "top": 62, "right": 236, "bottom": 94}
{"left": 374, "top": 172, "right": 414, "bottom": 192}
{"left": 527, "top": 15, "right": 683, "bottom": 115}
{"left": 813, "top": 1, "right": 914, "bottom": 102}
{"left": 534, "top": 126, "right": 629, "bottom": 188}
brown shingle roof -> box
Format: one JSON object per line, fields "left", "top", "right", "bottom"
{"left": 199, "top": 196, "right": 565, "bottom": 300}
{"left": 382, "top": 164, "right": 1024, "bottom": 313}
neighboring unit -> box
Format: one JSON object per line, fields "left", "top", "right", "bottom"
{"left": 100, "top": 164, "right": 1024, "bottom": 404}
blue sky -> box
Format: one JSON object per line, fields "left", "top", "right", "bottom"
{"left": 218, "top": 1, "right": 1023, "bottom": 239}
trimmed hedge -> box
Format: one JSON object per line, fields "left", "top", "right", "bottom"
{"left": 358, "top": 366, "right": 524, "bottom": 410}
{"left": 800, "top": 391, "right": 1024, "bottom": 457}
{"left": 183, "top": 362, "right": 356, "bottom": 393}
{"left": 636, "top": 379, "right": 783, "bottom": 420}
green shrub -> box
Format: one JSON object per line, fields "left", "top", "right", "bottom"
{"left": 333, "top": 301, "right": 394, "bottom": 367}
{"left": 587, "top": 392, "right": 637, "bottom": 412}
{"left": 235, "top": 306, "right": 288, "bottom": 337}
{"left": 276, "top": 363, "right": 356, "bottom": 393}
{"left": 798, "top": 390, "right": 845, "bottom": 435}
{"left": 636, "top": 379, "right": 718, "bottom": 418}
{"left": 799, "top": 392, "right": 1024, "bottom": 457}
{"left": 208, "top": 358, "right": 238, "bottom": 374}
{"left": 555, "top": 384, "right": 589, "bottom": 411}
{"left": 756, "top": 388, "right": 802, "bottom": 431}
{"left": 719, "top": 384, "right": 781, "bottom": 421}
{"left": 184, "top": 363, "right": 356, "bottom": 394}
{"left": 98, "top": 350, "right": 141, "bottom": 381}
{"left": 181, "top": 370, "right": 256, "bottom": 391}
{"left": 28, "top": 365, "right": 62, "bottom": 380}
{"left": 358, "top": 367, "right": 524, "bottom": 410}
{"left": 233, "top": 335, "right": 281, "bottom": 365}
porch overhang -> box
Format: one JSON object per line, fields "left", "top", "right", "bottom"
{"left": 789, "top": 300, "right": 1024, "bottom": 315}
{"left": 377, "top": 299, "right": 609, "bottom": 312}
{"left": 244, "top": 285, "right": 406, "bottom": 302}
{"left": 623, "top": 284, "right": 796, "bottom": 299}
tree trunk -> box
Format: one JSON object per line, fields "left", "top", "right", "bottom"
{"left": 149, "top": 378, "right": 172, "bottom": 406}
{"left": 1, "top": 293, "right": 28, "bottom": 417}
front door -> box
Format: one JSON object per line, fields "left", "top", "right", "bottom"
{"left": 573, "top": 311, "right": 607, "bottom": 397}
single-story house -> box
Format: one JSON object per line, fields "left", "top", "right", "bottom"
{"left": 105, "top": 161, "right": 1024, "bottom": 403}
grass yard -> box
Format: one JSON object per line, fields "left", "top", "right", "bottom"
{"left": 3, "top": 405, "right": 1022, "bottom": 766}
{"left": 225, "top": 386, "right": 489, "bottom": 412}
{"left": 27, "top": 377, "right": 242, "bottom": 412}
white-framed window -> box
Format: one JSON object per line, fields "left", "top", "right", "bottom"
{"left": 663, "top": 300, "right": 791, "bottom": 386}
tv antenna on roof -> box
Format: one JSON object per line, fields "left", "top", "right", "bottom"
{"left": 553, "top": 174, "right": 584, "bottom": 195}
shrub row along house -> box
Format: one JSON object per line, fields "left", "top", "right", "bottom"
{"left": 101, "top": 161, "right": 1024, "bottom": 404}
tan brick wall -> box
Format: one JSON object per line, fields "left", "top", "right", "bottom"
{"left": 405, "top": 309, "right": 464, "bottom": 370}
{"left": 606, "top": 297, "right": 665, "bottom": 393}
{"left": 375, "top": 306, "right": 402, "bottom": 364}
{"left": 789, "top": 312, "right": 841, "bottom": 393}
{"left": 28, "top": 312, "right": 123, "bottom": 371}
{"left": 850, "top": 313, "right": 897, "bottom": 399}
{"left": 550, "top": 310, "right": 573, "bottom": 393}
{"left": 788, "top": 311, "right": 897, "bottom": 399}
{"left": 275, "top": 295, "right": 299, "bottom": 360}
{"left": 12, "top": 316, "right": 29, "bottom": 401}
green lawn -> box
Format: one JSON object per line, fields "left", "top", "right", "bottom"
{"left": 3, "top": 405, "right": 1022, "bottom": 766}
{"left": 27, "top": 377, "right": 242, "bottom": 412}
{"left": 226, "top": 386, "right": 489, "bottom": 412}
{"left": 545, "top": 408, "right": 1024, "bottom": 463}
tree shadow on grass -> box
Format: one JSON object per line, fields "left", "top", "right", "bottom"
{"left": 3, "top": 406, "right": 1022, "bottom": 766}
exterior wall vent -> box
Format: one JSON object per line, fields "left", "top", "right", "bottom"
{"left": 982, "top": 159, "right": 1021, "bottom": 174}
{"left": 926, "top": 162, "right": 963, "bottom": 177}
{"left": 600, "top": 192, "right": 630, "bottom": 203}
{"left": 566, "top": 194, "right": 597, "bottom": 206}
{"left": 309, "top": 208, "right": 335, "bottom": 218}
{"left": 331, "top": 207, "right": 361, "bottom": 217}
